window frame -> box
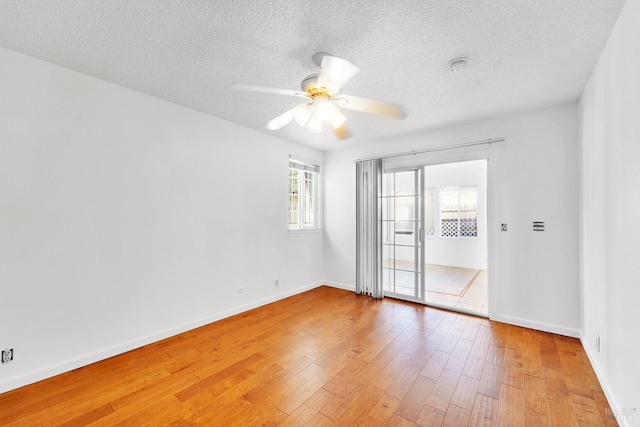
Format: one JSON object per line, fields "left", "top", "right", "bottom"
{"left": 288, "top": 158, "right": 321, "bottom": 232}
{"left": 438, "top": 185, "right": 478, "bottom": 238}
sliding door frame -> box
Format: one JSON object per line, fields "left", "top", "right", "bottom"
{"left": 381, "top": 167, "right": 424, "bottom": 303}
{"left": 382, "top": 155, "right": 492, "bottom": 318}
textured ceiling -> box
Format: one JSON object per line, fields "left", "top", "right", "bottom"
{"left": 0, "top": 0, "right": 625, "bottom": 150}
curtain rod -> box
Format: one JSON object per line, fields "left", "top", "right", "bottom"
{"left": 354, "top": 137, "right": 505, "bottom": 162}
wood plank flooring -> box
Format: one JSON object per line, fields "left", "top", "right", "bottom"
{"left": 0, "top": 286, "right": 617, "bottom": 426}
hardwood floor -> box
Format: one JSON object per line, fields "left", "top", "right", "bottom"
{"left": 0, "top": 286, "right": 617, "bottom": 426}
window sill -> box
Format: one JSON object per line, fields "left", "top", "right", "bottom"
{"left": 288, "top": 228, "right": 322, "bottom": 234}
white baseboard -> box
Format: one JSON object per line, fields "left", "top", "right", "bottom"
{"left": 0, "top": 280, "right": 324, "bottom": 395}
{"left": 490, "top": 314, "right": 580, "bottom": 338}
{"left": 319, "top": 287, "right": 579, "bottom": 340}
{"left": 580, "top": 333, "right": 630, "bottom": 427}
{"left": 323, "top": 280, "right": 356, "bottom": 292}
{"left": 322, "top": 285, "right": 580, "bottom": 338}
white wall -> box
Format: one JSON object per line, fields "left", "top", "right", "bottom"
{"left": 579, "top": 0, "right": 640, "bottom": 424}
{"left": 324, "top": 103, "right": 580, "bottom": 337}
{"left": 423, "top": 160, "right": 487, "bottom": 270}
{"left": 0, "top": 47, "right": 324, "bottom": 393}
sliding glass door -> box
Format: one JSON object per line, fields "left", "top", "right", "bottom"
{"left": 381, "top": 160, "right": 488, "bottom": 317}
{"left": 381, "top": 169, "right": 424, "bottom": 300}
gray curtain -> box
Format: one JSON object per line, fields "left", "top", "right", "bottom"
{"left": 356, "top": 158, "right": 384, "bottom": 298}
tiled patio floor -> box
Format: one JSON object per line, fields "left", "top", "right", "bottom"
{"left": 384, "top": 263, "right": 488, "bottom": 316}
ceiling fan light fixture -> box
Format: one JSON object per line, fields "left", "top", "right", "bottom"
{"left": 314, "top": 96, "right": 335, "bottom": 120}
{"left": 330, "top": 110, "right": 347, "bottom": 129}
{"left": 293, "top": 105, "right": 313, "bottom": 126}
{"left": 307, "top": 114, "right": 322, "bottom": 133}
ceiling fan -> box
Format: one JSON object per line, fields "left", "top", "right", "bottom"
{"left": 231, "top": 53, "right": 407, "bottom": 139}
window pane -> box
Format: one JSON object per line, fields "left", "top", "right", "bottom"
{"left": 394, "top": 245, "right": 417, "bottom": 272}
{"left": 460, "top": 218, "right": 477, "bottom": 237}
{"left": 289, "top": 195, "right": 299, "bottom": 216}
{"left": 289, "top": 169, "right": 299, "bottom": 192}
{"left": 424, "top": 187, "right": 435, "bottom": 235}
{"left": 289, "top": 164, "right": 319, "bottom": 230}
{"left": 381, "top": 196, "right": 394, "bottom": 221}
{"left": 289, "top": 210, "right": 299, "bottom": 228}
{"left": 382, "top": 172, "right": 394, "bottom": 197}
{"left": 394, "top": 196, "right": 415, "bottom": 222}
{"left": 305, "top": 172, "right": 314, "bottom": 198}
{"left": 289, "top": 169, "right": 300, "bottom": 229}
{"left": 440, "top": 188, "right": 458, "bottom": 213}
{"left": 438, "top": 186, "right": 477, "bottom": 238}
{"left": 394, "top": 171, "right": 415, "bottom": 196}
{"left": 395, "top": 222, "right": 416, "bottom": 245}
{"left": 303, "top": 172, "right": 315, "bottom": 227}
{"left": 289, "top": 204, "right": 299, "bottom": 228}
{"left": 459, "top": 187, "right": 476, "bottom": 211}
{"left": 289, "top": 169, "right": 300, "bottom": 185}
{"left": 440, "top": 188, "right": 459, "bottom": 237}
{"left": 382, "top": 267, "right": 394, "bottom": 293}
{"left": 382, "top": 220, "right": 395, "bottom": 245}
{"left": 383, "top": 244, "right": 393, "bottom": 268}
{"left": 460, "top": 187, "right": 477, "bottom": 236}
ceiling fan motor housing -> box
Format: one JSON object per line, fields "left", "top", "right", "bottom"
{"left": 301, "top": 74, "right": 318, "bottom": 92}
{"left": 301, "top": 74, "right": 331, "bottom": 98}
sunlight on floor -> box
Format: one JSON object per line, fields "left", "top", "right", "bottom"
{"left": 426, "top": 267, "right": 487, "bottom": 316}
{"left": 384, "top": 263, "right": 488, "bottom": 316}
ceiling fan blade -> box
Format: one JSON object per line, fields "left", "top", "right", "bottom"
{"left": 334, "top": 122, "right": 352, "bottom": 140}
{"left": 231, "top": 83, "right": 310, "bottom": 99}
{"left": 266, "top": 105, "right": 304, "bottom": 130}
{"left": 316, "top": 55, "right": 360, "bottom": 95}
{"left": 339, "top": 94, "right": 407, "bottom": 119}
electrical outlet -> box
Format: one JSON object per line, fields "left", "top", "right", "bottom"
{"left": 238, "top": 287, "right": 244, "bottom": 294}
{"left": 596, "top": 334, "right": 601, "bottom": 353}
{"left": 274, "top": 280, "right": 279, "bottom": 289}
{"left": 2, "top": 348, "right": 13, "bottom": 364}
{"left": 501, "top": 223, "right": 507, "bottom": 232}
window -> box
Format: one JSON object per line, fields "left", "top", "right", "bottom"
{"left": 440, "top": 186, "right": 477, "bottom": 237}
{"left": 289, "top": 159, "right": 319, "bottom": 230}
